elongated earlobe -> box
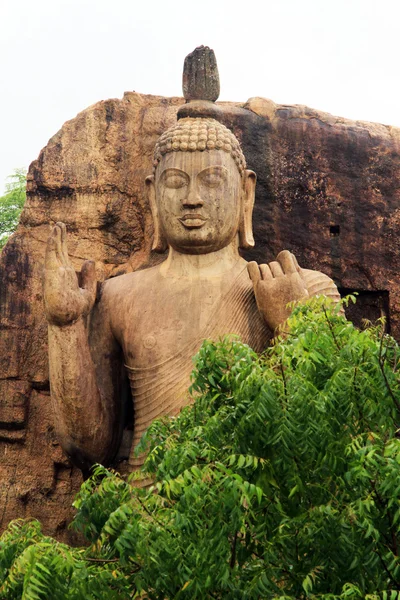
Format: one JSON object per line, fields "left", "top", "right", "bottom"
{"left": 145, "top": 175, "right": 167, "bottom": 253}
{"left": 239, "top": 170, "right": 256, "bottom": 249}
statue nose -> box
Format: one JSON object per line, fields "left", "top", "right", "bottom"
{"left": 183, "top": 185, "right": 203, "bottom": 208}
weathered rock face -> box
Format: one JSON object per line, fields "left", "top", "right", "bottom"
{"left": 1, "top": 92, "right": 400, "bottom": 539}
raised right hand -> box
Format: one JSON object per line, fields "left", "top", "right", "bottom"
{"left": 43, "top": 222, "right": 96, "bottom": 326}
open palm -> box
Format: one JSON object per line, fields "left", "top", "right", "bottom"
{"left": 247, "top": 250, "right": 308, "bottom": 332}
{"left": 43, "top": 222, "right": 96, "bottom": 326}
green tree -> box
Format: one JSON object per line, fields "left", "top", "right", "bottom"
{"left": 0, "top": 168, "right": 27, "bottom": 249}
{"left": 0, "top": 297, "right": 399, "bottom": 599}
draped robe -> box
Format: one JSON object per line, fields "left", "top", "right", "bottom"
{"left": 111, "top": 262, "right": 340, "bottom": 468}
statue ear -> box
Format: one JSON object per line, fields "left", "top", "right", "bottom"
{"left": 239, "top": 169, "right": 256, "bottom": 249}
{"left": 145, "top": 175, "right": 167, "bottom": 253}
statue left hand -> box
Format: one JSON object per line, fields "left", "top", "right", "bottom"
{"left": 247, "top": 250, "right": 308, "bottom": 333}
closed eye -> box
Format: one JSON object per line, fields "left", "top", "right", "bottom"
{"left": 161, "top": 169, "right": 189, "bottom": 189}
{"left": 198, "top": 167, "right": 227, "bottom": 188}
{"left": 164, "top": 175, "right": 188, "bottom": 189}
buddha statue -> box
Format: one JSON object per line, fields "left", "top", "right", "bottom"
{"left": 43, "top": 47, "right": 339, "bottom": 472}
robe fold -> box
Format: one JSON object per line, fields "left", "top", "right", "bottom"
{"left": 125, "top": 265, "right": 340, "bottom": 468}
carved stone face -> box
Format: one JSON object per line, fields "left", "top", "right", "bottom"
{"left": 154, "top": 150, "right": 242, "bottom": 254}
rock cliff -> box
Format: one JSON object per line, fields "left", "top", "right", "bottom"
{"left": 1, "top": 92, "right": 399, "bottom": 539}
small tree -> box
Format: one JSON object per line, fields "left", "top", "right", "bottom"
{"left": 0, "top": 168, "right": 27, "bottom": 249}
{"left": 0, "top": 297, "right": 399, "bottom": 599}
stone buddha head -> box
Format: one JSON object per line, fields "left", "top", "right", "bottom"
{"left": 146, "top": 46, "right": 256, "bottom": 256}
{"left": 146, "top": 116, "right": 256, "bottom": 255}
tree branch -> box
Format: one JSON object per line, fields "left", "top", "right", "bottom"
{"left": 377, "top": 334, "right": 400, "bottom": 414}
{"left": 230, "top": 531, "right": 238, "bottom": 569}
{"left": 322, "top": 305, "right": 340, "bottom": 351}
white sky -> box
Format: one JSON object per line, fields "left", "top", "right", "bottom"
{"left": 1, "top": 0, "right": 400, "bottom": 194}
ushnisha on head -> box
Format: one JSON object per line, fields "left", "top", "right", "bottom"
{"left": 145, "top": 46, "right": 256, "bottom": 255}
{"left": 152, "top": 117, "right": 246, "bottom": 176}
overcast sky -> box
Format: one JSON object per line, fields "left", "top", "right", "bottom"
{"left": 1, "top": 0, "right": 400, "bottom": 194}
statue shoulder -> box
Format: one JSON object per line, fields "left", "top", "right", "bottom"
{"left": 99, "top": 265, "right": 161, "bottom": 305}
{"left": 300, "top": 268, "right": 341, "bottom": 303}
{"left": 93, "top": 265, "right": 162, "bottom": 337}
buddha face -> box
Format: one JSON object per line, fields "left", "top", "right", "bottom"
{"left": 146, "top": 150, "right": 256, "bottom": 254}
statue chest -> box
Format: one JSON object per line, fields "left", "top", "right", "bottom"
{"left": 113, "top": 268, "right": 271, "bottom": 460}
{"left": 120, "top": 278, "right": 229, "bottom": 368}
{"left": 117, "top": 272, "right": 269, "bottom": 369}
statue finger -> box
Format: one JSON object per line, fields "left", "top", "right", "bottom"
{"left": 45, "top": 232, "right": 61, "bottom": 271}
{"left": 56, "top": 221, "right": 72, "bottom": 267}
{"left": 259, "top": 263, "right": 272, "bottom": 280}
{"left": 269, "top": 261, "right": 284, "bottom": 278}
{"left": 51, "top": 224, "right": 64, "bottom": 263}
{"left": 247, "top": 261, "right": 261, "bottom": 284}
{"left": 276, "top": 250, "right": 297, "bottom": 274}
{"left": 291, "top": 253, "right": 302, "bottom": 273}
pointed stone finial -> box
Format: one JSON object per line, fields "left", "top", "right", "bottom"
{"left": 182, "top": 46, "right": 220, "bottom": 102}
{"left": 178, "top": 46, "right": 222, "bottom": 120}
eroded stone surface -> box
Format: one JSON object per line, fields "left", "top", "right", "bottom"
{"left": 182, "top": 46, "right": 220, "bottom": 102}
{"left": 1, "top": 91, "right": 400, "bottom": 539}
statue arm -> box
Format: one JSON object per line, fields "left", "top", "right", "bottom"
{"left": 44, "top": 223, "right": 123, "bottom": 470}
{"left": 299, "top": 267, "right": 341, "bottom": 304}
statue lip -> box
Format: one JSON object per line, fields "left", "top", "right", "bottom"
{"left": 178, "top": 214, "right": 209, "bottom": 228}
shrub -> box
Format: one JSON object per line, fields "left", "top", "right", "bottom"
{"left": 1, "top": 297, "right": 399, "bottom": 598}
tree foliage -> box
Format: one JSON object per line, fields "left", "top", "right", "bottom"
{"left": 0, "top": 169, "right": 26, "bottom": 249}
{"left": 1, "top": 297, "right": 400, "bottom": 599}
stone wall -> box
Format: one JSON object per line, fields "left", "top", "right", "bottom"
{"left": 1, "top": 92, "right": 399, "bottom": 539}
